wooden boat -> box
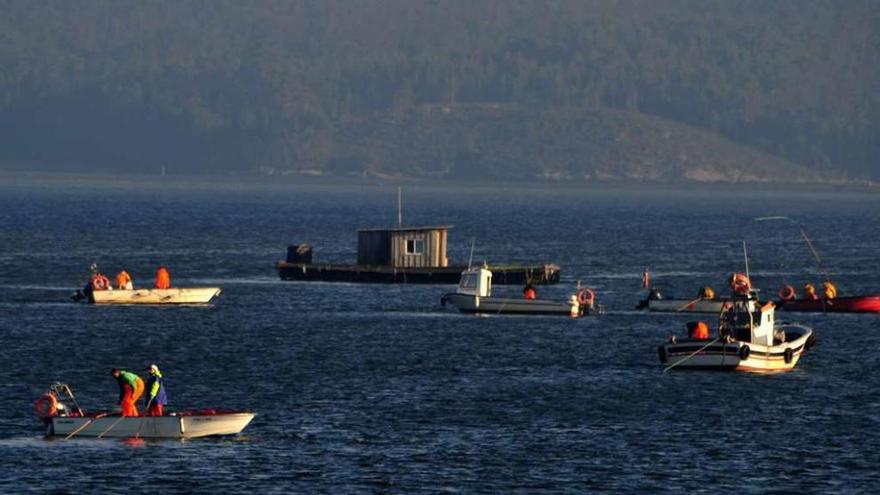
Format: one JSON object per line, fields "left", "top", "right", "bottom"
{"left": 658, "top": 295, "right": 813, "bottom": 372}
{"left": 776, "top": 295, "right": 880, "bottom": 313}
{"left": 74, "top": 287, "right": 221, "bottom": 304}
{"left": 35, "top": 383, "right": 254, "bottom": 439}
{"left": 441, "top": 267, "right": 599, "bottom": 317}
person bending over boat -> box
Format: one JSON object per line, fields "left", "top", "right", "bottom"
{"left": 144, "top": 364, "right": 168, "bottom": 417}
{"left": 115, "top": 270, "right": 133, "bottom": 290}
{"left": 155, "top": 266, "right": 171, "bottom": 289}
{"left": 698, "top": 286, "right": 715, "bottom": 300}
{"left": 804, "top": 283, "right": 819, "bottom": 300}
{"left": 112, "top": 368, "right": 145, "bottom": 417}
{"left": 523, "top": 283, "right": 537, "bottom": 300}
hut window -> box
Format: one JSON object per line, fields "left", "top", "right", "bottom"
{"left": 406, "top": 239, "right": 424, "bottom": 255}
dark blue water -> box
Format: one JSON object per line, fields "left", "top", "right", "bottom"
{"left": 1, "top": 179, "right": 879, "bottom": 493}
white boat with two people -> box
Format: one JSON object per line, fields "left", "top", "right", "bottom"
{"left": 34, "top": 383, "right": 255, "bottom": 439}
{"left": 637, "top": 286, "right": 732, "bottom": 313}
{"left": 441, "top": 266, "right": 600, "bottom": 317}
{"left": 658, "top": 277, "right": 814, "bottom": 372}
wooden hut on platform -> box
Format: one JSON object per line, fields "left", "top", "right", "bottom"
{"left": 356, "top": 226, "right": 450, "bottom": 268}
{"left": 276, "top": 225, "right": 560, "bottom": 285}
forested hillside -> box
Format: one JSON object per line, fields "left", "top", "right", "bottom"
{"left": 1, "top": 0, "right": 877, "bottom": 182}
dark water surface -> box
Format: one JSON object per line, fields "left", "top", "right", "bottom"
{"left": 1, "top": 180, "right": 878, "bottom": 493}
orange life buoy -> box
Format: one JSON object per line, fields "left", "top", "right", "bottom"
{"left": 730, "top": 273, "right": 751, "bottom": 294}
{"left": 577, "top": 288, "right": 595, "bottom": 306}
{"left": 91, "top": 275, "right": 110, "bottom": 291}
{"left": 34, "top": 393, "right": 58, "bottom": 419}
{"left": 778, "top": 285, "right": 796, "bottom": 301}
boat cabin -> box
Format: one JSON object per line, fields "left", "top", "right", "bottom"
{"left": 720, "top": 299, "right": 776, "bottom": 346}
{"left": 357, "top": 226, "right": 450, "bottom": 268}
{"left": 458, "top": 267, "right": 492, "bottom": 297}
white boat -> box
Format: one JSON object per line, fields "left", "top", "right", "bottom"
{"left": 35, "top": 383, "right": 254, "bottom": 439}
{"left": 658, "top": 295, "right": 813, "bottom": 372}
{"left": 441, "top": 267, "right": 599, "bottom": 317}
{"left": 640, "top": 297, "right": 730, "bottom": 313}
{"left": 48, "top": 411, "right": 255, "bottom": 439}
{"left": 86, "top": 287, "right": 221, "bottom": 305}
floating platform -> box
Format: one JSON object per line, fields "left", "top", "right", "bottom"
{"left": 276, "top": 262, "right": 561, "bottom": 285}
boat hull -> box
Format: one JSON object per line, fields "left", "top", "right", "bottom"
{"left": 659, "top": 325, "right": 812, "bottom": 372}
{"left": 641, "top": 298, "right": 729, "bottom": 313}
{"left": 277, "top": 262, "right": 561, "bottom": 285}
{"left": 90, "top": 287, "right": 221, "bottom": 305}
{"left": 777, "top": 295, "right": 880, "bottom": 313}
{"left": 441, "top": 293, "right": 579, "bottom": 316}
{"left": 49, "top": 411, "right": 255, "bottom": 438}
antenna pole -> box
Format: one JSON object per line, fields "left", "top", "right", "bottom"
{"left": 742, "top": 240, "right": 750, "bottom": 280}
{"left": 397, "top": 187, "right": 402, "bottom": 227}
{"left": 468, "top": 238, "right": 475, "bottom": 269}
{"left": 800, "top": 228, "right": 831, "bottom": 282}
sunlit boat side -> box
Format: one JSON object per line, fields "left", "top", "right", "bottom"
{"left": 659, "top": 294, "right": 813, "bottom": 372}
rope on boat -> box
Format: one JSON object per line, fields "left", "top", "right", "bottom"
{"left": 64, "top": 412, "right": 108, "bottom": 440}
{"left": 675, "top": 296, "right": 703, "bottom": 312}
{"left": 663, "top": 336, "right": 722, "bottom": 373}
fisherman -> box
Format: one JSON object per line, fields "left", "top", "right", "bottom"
{"left": 804, "top": 283, "right": 819, "bottom": 300}
{"left": 823, "top": 281, "right": 838, "bottom": 299}
{"left": 523, "top": 283, "right": 537, "bottom": 300}
{"left": 688, "top": 321, "right": 710, "bottom": 340}
{"left": 698, "top": 286, "right": 715, "bottom": 300}
{"left": 115, "top": 270, "right": 133, "bottom": 290}
{"left": 143, "top": 364, "right": 168, "bottom": 417}
{"left": 112, "top": 368, "right": 145, "bottom": 417}
{"left": 155, "top": 266, "right": 171, "bottom": 289}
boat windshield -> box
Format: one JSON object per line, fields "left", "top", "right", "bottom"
{"left": 459, "top": 273, "right": 478, "bottom": 290}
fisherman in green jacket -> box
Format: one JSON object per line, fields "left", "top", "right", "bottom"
{"left": 143, "top": 364, "right": 168, "bottom": 416}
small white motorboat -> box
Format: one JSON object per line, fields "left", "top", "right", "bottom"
{"left": 74, "top": 287, "right": 222, "bottom": 305}
{"left": 90, "top": 287, "right": 222, "bottom": 305}
{"left": 639, "top": 296, "right": 729, "bottom": 313}
{"left": 441, "top": 266, "right": 599, "bottom": 317}
{"left": 658, "top": 294, "right": 813, "bottom": 372}
{"left": 35, "top": 383, "right": 255, "bottom": 439}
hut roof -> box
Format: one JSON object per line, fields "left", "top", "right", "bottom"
{"left": 356, "top": 225, "right": 452, "bottom": 233}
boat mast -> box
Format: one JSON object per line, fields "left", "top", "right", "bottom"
{"left": 800, "top": 228, "right": 831, "bottom": 282}
{"left": 397, "top": 187, "right": 402, "bottom": 227}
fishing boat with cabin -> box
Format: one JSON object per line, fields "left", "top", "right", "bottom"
{"left": 34, "top": 383, "right": 254, "bottom": 439}
{"left": 658, "top": 274, "right": 813, "bottom": 372}
{"left": 440, "top": 265, "right": 599, "bottom": 317}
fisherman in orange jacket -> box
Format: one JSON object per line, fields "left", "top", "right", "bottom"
{"left": 116, "top": 270, "right": 133, "bottom": 290}
{"left": 155, "top": 266, "right": 171, "bottom": 289}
